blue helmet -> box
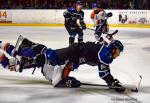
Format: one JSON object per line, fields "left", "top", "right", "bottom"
{"left": 76, "top": 1, "right": 82, "bottom": 5}
{"left": 68, "top": 7, "right": 76, "bottom": 14}
{"left": 92, "top": 3, "right": 98, "bottom": 9}
{"left": 92, "top": 3, "right": 101, "bottom": 9}
{"left": 108, "top": 40, "right": 124, "bottom": 52}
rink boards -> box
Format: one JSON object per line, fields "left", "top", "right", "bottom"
{"left": 0, "top": 10, "right": 150, "bottom": 28}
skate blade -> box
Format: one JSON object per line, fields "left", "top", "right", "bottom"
{"left": 15, "top": 35, "right": 24, "bottom": 52}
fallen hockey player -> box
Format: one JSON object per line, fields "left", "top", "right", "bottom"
{"left": 0, "top": 35, "right": 125, "bottom": 92}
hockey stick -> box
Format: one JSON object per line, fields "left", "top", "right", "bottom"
{"left": 86, "top": 27, "right": 118, "bottom": 36}
{"left": 86, "top": 28, "right": 118, "bottom": 44}
{"left": 137, "top": 75, "right": 142, "bottom": 90}
{"left": 81, "top": 75, "right": 142, "bottom": 93}
{"left": 14, "top": 35, "right": 24, "bottom": 54}
{"left": 81, "top": 82, "right": 138, "bottom": 92}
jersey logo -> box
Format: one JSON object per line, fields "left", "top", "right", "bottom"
{"left": 79, "top": 57, "right": 86, "bottom": 63}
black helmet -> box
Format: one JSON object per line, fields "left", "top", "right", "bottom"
{"left": 108, "top": 40, "right": 124, "bottom": 52}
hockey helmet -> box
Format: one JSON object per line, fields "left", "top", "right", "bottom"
{"left": 108, "top": 40, "right": 124, "bottom": 52}
{"left": 76, "top": 1, "right": 82, "bottom": 5}
{"left": 92, "top": 3, "right": 98, "bottom": 9}
{"left": 92, "top": 3, "right": 101, "bottom": 9}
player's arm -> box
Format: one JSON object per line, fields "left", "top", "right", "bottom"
{"left": 63, "top": 9, "right": 72, "bottom": 24}
{"left": 98, "top": 62, "right": 126, "bottom": 92}
{"left": 90, "top": 11, "right": 95, "bottom": 20}
{"left": 90, "top": 11, "right": 97, "bottom": 27}
{"left": 53, "top": 63, "right": 81, "bottom": 88}
{"left": 96, "top": 10, "right": 107, "bottom": 24}
{"left": 98, "top": 63, "right": 114, "bottom": 84}
{"left": 79, "top": 11, "right": 86, "bottom": 30}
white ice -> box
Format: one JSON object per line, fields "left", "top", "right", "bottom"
{"left": 0, "top": 26, "right": 150, "bottom": 103}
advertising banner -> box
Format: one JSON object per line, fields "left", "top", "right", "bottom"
{"left": 0, "top": 10, "right": 12, "bottom": 23}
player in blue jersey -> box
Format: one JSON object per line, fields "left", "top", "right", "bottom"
{"left": 63, "top": 1, "right": 86, "bottom": 45}
{"left": 0, "top": 35, "right": 125, "bottom": 92}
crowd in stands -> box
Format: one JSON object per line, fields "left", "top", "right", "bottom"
{"left": 0, "top": 0, "right": 149, "bottom": 9}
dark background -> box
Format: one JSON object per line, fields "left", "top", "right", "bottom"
{"left": 0, "top": 0, "right": 149, "bottom": 9}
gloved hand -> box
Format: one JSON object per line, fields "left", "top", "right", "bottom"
{"left": 106, "top": 12, "right": 113, "bottom": 17}
{"left": 80, "top": 22, "right": 86, "bottom": 30}
{"left": 55, "top": 76, "right": 81, "bottom": 88}
{"left": 100, "top": 19, "right": 107, "bottom": 24}
{"left": 64, "top": 76, "right": 81, "bottom": 88}
{"left": 108, "top": 79, "right": 126, "bottom": 92}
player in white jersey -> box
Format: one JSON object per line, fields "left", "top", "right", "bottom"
{"left": 90, "top": 3, "right": 110, "bottom": 44}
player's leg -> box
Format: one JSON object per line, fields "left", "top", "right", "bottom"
{"left": 0, "top": 35, "right": 47, "bottom": 72}
{"left": 64, "top": 24, "right": 76, "bottom": 46}
{"left": 0, "top": 38, "right": 41, "bottom": 58}
{"left": 76, "top": 26, "right": 83, "bottom": 43}
{"left": 15, "top": 35, "right": 47, "bottom": 57}
{"left": 16, "top": 44, "right": 50, "bottom": 73}
{"left": 0, "top": 51, "right": 9, "bottom": 68}
{"left": 55, "top": 63, "right": 81, "bottom": 88}
{"left": 98, "top": 63, "right": 126, "bottom": 92}
{"left": 102, "top": 23, "right": 109, "bottom": 33}
{"left": 42, "top": 63, "right": 81, "bottom": 88}
{"left": 77, "top": 31, "right": 83, "bottom": 44}
{"left": 94, "top": 25, "right": 104, "bottom": 43}
{"left": 40, "top": 48, "right": 81, "bottom": 88}
{"left": 0, "top": 37, "right": 41, "bottom": 58}
{"left": 69, "top": 35, "right": 76, "bottom": 46}
{"left": 0, "top": 41, "right": 15, "bottom": 56}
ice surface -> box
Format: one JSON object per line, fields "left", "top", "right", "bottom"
{"left": 0, "top": 26, "right": 150, "bottom": 103}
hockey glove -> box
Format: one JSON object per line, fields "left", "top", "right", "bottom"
{"left": 80, "top": 21, "right": 86, "bottom": 30}
{"left": 106, "top": 12, "right": 113, "bottom": 17}
{"left": 65, "top": 76, "right": 81, "bottom": 88}
{"left": 108, "top": 79, "right": 126, "bottom": 92}
{"left": 55, "top": 76, "right": 81, "bottom": 88}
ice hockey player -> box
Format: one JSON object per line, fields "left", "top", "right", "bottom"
{"left": 0, "top": 35, "right": 126, "bottom": 92}
{"left": 63, "top": 1, "right": 86, "bottom": 45}
{"left": 90, "top": 3, "right": 111, "bottom": 44}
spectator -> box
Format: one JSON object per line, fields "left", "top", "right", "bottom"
{"left": 0, "top": 0, "right": 149, "bottom": 9}
{"left": 12, "top": 0, "right": 23, "bottom": 9}
{"left": 0, "top": 0, "right": 10, "bottom": 9}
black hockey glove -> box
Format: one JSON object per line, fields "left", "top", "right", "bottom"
{"left": 106, "top": 12, "right": 113, "bottom": 17}
{"left": 100, "top": 19, "right": 107, "bottom": 25}
{"left": 80, "top": 21, "right": 86, "bottom": 30}
{"left": 55, "top": 76, "right": 81, "bottom": 88}
{"left": 108, "top": 79, "right": 126, "bottom": 92}
{"left": 65, "top": 77, "right": 81, "bottom": 88}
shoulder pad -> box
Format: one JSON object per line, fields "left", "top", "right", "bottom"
{"left": 46, "top": 48, "right": 59, "bottom": 65}
{"left": 68, "top": 7, "right": 76, "bottom": 14}
{"left": 98, "top": 45, "right": 113, "bottom": 65}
